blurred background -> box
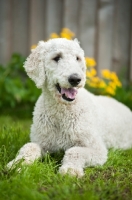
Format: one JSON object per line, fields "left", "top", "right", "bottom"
{"left": 0, "top": 0, "right": 132, "bottom": 80}
{"left": 0, "top": 0, "right": 132, "bottom": 116}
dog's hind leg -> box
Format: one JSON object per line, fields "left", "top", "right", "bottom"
{"left": 7, "top": 142, "right": 42, "bottom": 169}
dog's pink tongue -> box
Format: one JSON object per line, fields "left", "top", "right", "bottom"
{"left": 61, "top": 88, "right": 78, "bottom": 99}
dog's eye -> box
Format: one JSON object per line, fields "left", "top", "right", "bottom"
{"left": 76, "top": 56, "right": 81, "bottom": 61}
{"left": 53, "top": 55, "right": 61, "bottom": 62}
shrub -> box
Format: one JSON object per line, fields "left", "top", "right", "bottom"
{"left": 0, "top": 54, "right": 41, "bottom": 116}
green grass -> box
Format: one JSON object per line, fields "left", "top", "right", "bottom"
{"left": 0, "top": 116, "right": 132, "bottom": 200}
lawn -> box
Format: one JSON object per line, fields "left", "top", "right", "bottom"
{"left": 0, "top": 116, "right": 132, "bottom": 200}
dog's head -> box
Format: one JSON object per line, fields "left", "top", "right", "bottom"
{"left": 24, "top": 38, "right": 86, "bottom": 103}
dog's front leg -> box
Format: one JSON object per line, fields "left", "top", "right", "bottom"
{"left": 59, "top": 140, "right": 107, "bottom": 177}
{"left": 7, "top": 142, "right": 42, "bottom": 169}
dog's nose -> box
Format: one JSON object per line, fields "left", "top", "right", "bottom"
{"left": 68, "top": 74, "right": 81, "bottom": 86}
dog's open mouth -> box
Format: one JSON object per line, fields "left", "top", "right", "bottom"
{"left": 56, "top": 83, "right": 78, "bottom": 102}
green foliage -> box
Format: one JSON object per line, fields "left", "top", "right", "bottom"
{"left": 0, "top": 116, "right": 132, "bottom": 200}
{"left": 0, "top": 54, "right": 41, "bottom": 116}
{"left": 114, "top": 85, "right": 132, "bottom": 110}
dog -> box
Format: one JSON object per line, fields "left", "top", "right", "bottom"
{"left": 8, "top": 38, "right": 132, "bottom": 177}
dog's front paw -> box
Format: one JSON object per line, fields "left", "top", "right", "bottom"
{"left": 7, "top": 159, "right": 16, "bottom": 169}
{"left": 59, "top": 165, "right": 84, "bottom": 177}
{"left": 7, "top": 155, "right": 24, "bottom": 170}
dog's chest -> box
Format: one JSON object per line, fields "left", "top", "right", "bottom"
{"left": 50, "top": 111, "right": 78, "bottom": 145}
{"left": 38, "top": 108, "right": 81, "bottom": 151}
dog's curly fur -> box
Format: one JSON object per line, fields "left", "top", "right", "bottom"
{"left": 8, "top": 38, "right": 132, "bottom": 177}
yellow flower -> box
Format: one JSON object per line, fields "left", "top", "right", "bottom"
{"left": 90, "top": 68, "right": 97, "bottom": 76}
{"left": 90, "top": 77, "right": 100, "bottom": 83}
{"left": 31, "top": 45, "right": 37, "bottom": 49}
{"left": 87, "top": 76, "right": 103, "bottom": 88}
{"left": 61, "top": 28, "right": 75, "bottom": 36}
{"left": 60, "top": 28, "right": 75, "bottom": 40}
{"left": 60, "top": 32, "right": 72, "bottom": 40}
{"left": 86, "top": 68, "right": 97, "bottom": 78}
{"left": 85, "top": 57, "right": 96, "bottom": 67}
{"left": 101, "top": 69, "right": 112, "bottom": 79}
{"left": 114, "top": 80, "right": 122, "bottom": 87}
{"left": 108, "top": 81, "right": 117, "bottom": 90}
{"left": 110, "top": 72, "right": 118, "bottom": 81}
{"left": 98, "top": 80, "right": 107, "bottom": 88}
{"left": 50, "top": 33, "right": 59, "bottom": 38}
{"left": 86, "top": 71, "right": 92, "bottom": 78}
{"left": 101, "top": 70, "right": 122, "bottom": 88}
{"left": 105, "top": 86, "right": 115, "bottom": 95}
{"left": 86, "top": 80, "right": 97, "bottom": 88}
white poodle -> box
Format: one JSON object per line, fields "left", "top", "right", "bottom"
{"left": 8, "top": 38, "right": 132, "bottom": 177}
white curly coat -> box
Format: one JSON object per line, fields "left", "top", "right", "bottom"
{"left": 8, "top": 38, "right": 132, "bottom": 177}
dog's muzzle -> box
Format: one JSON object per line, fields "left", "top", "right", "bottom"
{"left": 56, "top": 74, "right": 82, "bottom": 102}
{"left": 56, "top": 83, "right": 78, "bottom": 102}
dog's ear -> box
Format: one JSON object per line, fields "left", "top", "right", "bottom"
{"left": 24, "top": 41, "right": 46, "bottom": 88}
{"left": 74, "top": 38, "right": 80, "bottom": 45}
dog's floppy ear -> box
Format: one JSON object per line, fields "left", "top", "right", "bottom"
{"left": 74, "top": 38, "right": 80, "bottom": 45}
{"left": 24, "top": 41, "right": 46, "bottom": 88}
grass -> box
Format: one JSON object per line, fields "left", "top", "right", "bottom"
{"left": 0, "top": 116, "right": 132, "bottom": 200}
